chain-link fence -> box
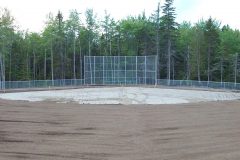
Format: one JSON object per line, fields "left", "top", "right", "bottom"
{"left": 1, "top": 79, "right": 240, "bottom": 90}
{"left": 158, "top": 79, "right": 240, "bottom": 90}
{"left": 0, "top": 81, "right": 4, "bottom": 90}
{"left": 1, "top": 53, "right": 240, "bottom": 90}
{"left": 84, "top": 56, "right": 157, "bottom": 85}
{"left": 1, "top": 79, "right": 84, "bottom": 90}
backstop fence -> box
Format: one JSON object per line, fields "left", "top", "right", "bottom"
{"left": 84, "top": 56, "right": 157, "bottom": 85}
{"left": 0, "top": 55, "right": 240, "bottom": 91}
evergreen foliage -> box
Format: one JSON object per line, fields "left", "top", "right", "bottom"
{"left": 0, "top": 3, "right": 240, "bottom": 83}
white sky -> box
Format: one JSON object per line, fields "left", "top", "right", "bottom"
{"left": 0, "top": 0, "right": 240, "bottom": 32}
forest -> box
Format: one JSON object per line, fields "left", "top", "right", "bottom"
{"left": 0, "top": 0, "right": 240, "bottom": 83}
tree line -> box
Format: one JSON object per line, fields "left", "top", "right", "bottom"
{"left": 0, "top": 0, "right": 240, "bottom": 83}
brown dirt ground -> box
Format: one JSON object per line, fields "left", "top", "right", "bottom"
{"left": 0, "top": 99, "right": 240, "bottom": 160}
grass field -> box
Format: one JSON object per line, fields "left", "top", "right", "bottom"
{"left": 0, "top": 98, "right": 240, "bottom": 160}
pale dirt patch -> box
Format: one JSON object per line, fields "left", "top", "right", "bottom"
{"left": 0, "top": 87, "right": 239, "bottom": 104}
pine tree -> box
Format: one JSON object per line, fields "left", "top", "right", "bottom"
{"left": 160, "top": 0, "right": 178, "bottom": 83}
{"left": 85, "top": 9, "right": 98, "bottom": 84}
{"left": 156, "top": 2, "right": 161, "bottom": 79}
{"left": 204, "top": 17, "right": 220, "bottom": 82}
{"left": 57, "top": 11, "right": 64, "bottom": 81}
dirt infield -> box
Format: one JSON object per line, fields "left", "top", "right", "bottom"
{"left": 0, "top": 99, "right": 240, "bottom": 160}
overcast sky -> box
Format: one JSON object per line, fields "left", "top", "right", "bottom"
{"left": 0, "top": 0, "right": 240, "bottom": 32}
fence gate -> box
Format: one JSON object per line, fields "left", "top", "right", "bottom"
{"left": 84, "top": 56, "right": 157, "bottom": 85}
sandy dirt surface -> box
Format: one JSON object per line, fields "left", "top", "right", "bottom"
{"left": 0, "top": 99, "right": 240, "bottom": 160}
{"left": 1, "top": 87, "right": 240, "bottom": 105}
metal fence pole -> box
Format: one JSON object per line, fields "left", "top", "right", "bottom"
{"left": 136, "top": 56, "right": 138, "bottom": 85}
{"left": 103, "top": 56, "right": 105, "bottom": 85}
{"left": 155, "top": 55, "right": 158, "bottom": 86}
{"left": 125, "top": 56, "right": 127, "bottom": 85}
{"left": 145, "top": 56, "right": 147, "bottom": 85}
{"left": 94, "top": 56, "right": 95, "bottom": 85}
{"left": 84, "top": 56, "right": 86, "bottom": 85}
{"left": 110, "top": 56, "right": 112, "bottom": 84}
{"left": 114, "top": 56, "right": 115, "bottom": 84}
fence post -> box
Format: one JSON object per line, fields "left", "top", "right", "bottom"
{"left": 94, "top": 56, "right": 95, "bottom": 85}
{"left": 155, "top": 55, "right": 157, "bottom": 86}
{"left": 113, "top": 56, "right": 115, "bottom": 85}
{"left": 125, "top": 56, "right": 127, "bottom": 85}
{"left": 234, "top": 53, "right": 238, "bottom": 89}
{"left": 136, "top": 56, "right": 137, "bottom": 85}
{"left": 84, "top": 56, "right": 85, "bottom": 85}
{"left": 145, "top": 56, "right": 147, "bottom": 85}
{"left": 103, "top": 56, "right": 105, "bottom": 85}
{"left": 111, "top": 56, "right": 113, "bottom": 84}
